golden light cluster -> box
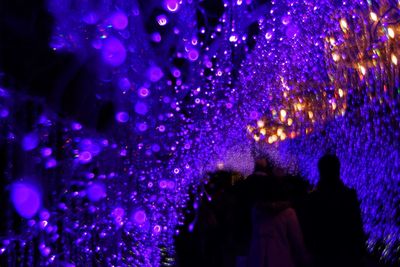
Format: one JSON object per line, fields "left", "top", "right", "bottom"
{"left": 247, "top": 76, "right": 347, "bottom": 144}
{"left": 249, "top": 0, "right": 400, "bottom": 145}
{"left": 326, "top": 0, "right": 400, "bottom": 103}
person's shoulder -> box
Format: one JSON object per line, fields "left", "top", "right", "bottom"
{"left": 285, "top": 206, "right": 296, "bottom": 213}
{"left": 280, "top": 207, "right": 300, "bottom": 223}
{"left": 307, "top": 189, "right": 321, "bottom": 200}
{"left": 247, "top": 172, "right": 267, "bottom": 178}
{"left": 339, "top": 186, "right": 360, "bottom": 206}
{"left": 342, "top": 185, "right": 358, "bottom": 197}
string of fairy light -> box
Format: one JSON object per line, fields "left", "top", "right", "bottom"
{"left": 327, "top": 0, "right": 400, "bottom": 105}
{"left": 247, "top": 0, "right": 399, "bottom": 145}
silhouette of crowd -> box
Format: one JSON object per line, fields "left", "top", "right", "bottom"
{"left": 175, "top": 154, "right": 383, "bottom": 267}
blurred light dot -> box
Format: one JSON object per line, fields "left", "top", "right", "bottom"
{"left": 152, "top": 144, "right": 160, "bottom": 152}
{"left": 153, "top": 225, "right": 161, "bottom": 233}
{"left": 188, "top": 49, "right": 199, "bottom": 61}
{"left": 41, "top": 147, "right": 52, "bottom": 157}
{"left": 157, "top": 15, "right": 168, "bottom": 26}
{"left": 22, "top": 132, "right": 39, "bottom": 151}
{"left": 151, "top": 32, "right": 162, "bottom": 42}
{"left": 45, "top": 158, "right": 57, "bottom": 169}
{"left": 165, "top": 0, "right": 179, "bottom": 12}
{"left": 11, "top": 182, "right": 41, "bottom": 219}
{"left": 72, "top": 122, "right": 82, "bottom": 131}
{"left": 391, "top": 54, "right": 397, "bottom": 65}
{"left": 139, "top": 87, "right": 150, "bottom": 97}
{"left": 80, "top": 139, "right": 101, "bottom": 155}
{"left": 118, "top": 77, "right": 131, "bottom": 90}
{"left": 79, "top": 151, "right": 92, "bottom": 164}
{"left": 388, "top": 28, "right": 395, "bottom": 38}
{"left": 340, "top": 19, "right": 348, "bottom": 31}
{"left": 40, "top": 247, "right": 51, "bottom": 257}
{"left": 188, "top": 223, "right": 194, "bottom": 232}
{"left": 133, "top": 210, "right": 146, "bottom": 224}
{"left": 147, "top": 66, "right": 164, "bottom": 82}
{"left": 159, "top": 180, "right": 168, "bottom": 188}
{"left": 112, "top": 207, "right": 125, "bottom": 219}
{"left": 0, "top": 109, "right": 9, "bottom": 118}
{"left": 172, "top": 69, "right": 181, "bottom": 78}
{"left": 370, "top": 12, "right": 378, "bottom": 22}
{"left": 83, "top": 12, "right": 99, "bottom": 24}
{"left": 282, "top": 15, "right": 291, "bottom": 25}
{"left": 338, "top": 88, "right": 344, "bottom": 98}
{"left": 138, "top": 122, "right": 148, "bottom": 132}
{"left": 86, "top": 182, "right": 106, "bottom": 202}
{"left": 135, "top": 102, "right": 148, "bottom": 115}
{"left": 286, "top": 24, "right": 299, "bottom": 38}
{"left": 250, "top": 111, "right": 259, "bottom": 120}
{"left": 39, "top": 210, "right": 50, "bottom": 220}
{"left": 229, "top": 34, "right": 238, "bottom": 42}
{"left": 167, "top": 181, "right": 175, "bottom": 189}
{"left": 110, "top": 12, "right": 128, "bottom": 30}
{"left": 101, "top": 37, "right": 126, "bottom": 66}
{"left": 116, "top": 112, "right": 129, "bottom": 123}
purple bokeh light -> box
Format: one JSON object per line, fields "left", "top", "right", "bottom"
{"left": 147, "top": 66, "right": 164, "bottom": 82}
{"left": 21, "top": 132, "right": 39, "bottom": 151}
{"left": 138, "top": 87, "right": 150, "bottom": 98}
{"left": 41, "top": 147, "right": 52, "bottom": 157}
{"left": 83, "top": 12, "right": 99, "bottom": 25}
{"left": 115, "top": 112, "right": 129, "bottom": 123}
{"left": 134, "top": 102, "right": 148, "bottom": 115}
{"left": 157, "top": 15, "right": 168, "bottom": 26}
{"left": 165, "top": 0, "right": 179, "bottom": 12}
{"left": 86, "top": 182, "right": 107, "bottom": 202}
{"left": 187, "top": 48, "right": 199, "bottom": 61}
{"left": 118, "top": 77, "right": 131, "bottom": 91}
{"left": 133, "top": 210, "right": 147, "bottom": 224}
{"left": 109, "top": 12, "right": 128, "bottom": 30}
{"left": 78, "top": 151, "right": 92, "bottom": 164}
{"left": 11, "top": 182, "right": 41, "bottom": 219}
{"left": 101, "top": 37, "right": 127, "bottom": 67}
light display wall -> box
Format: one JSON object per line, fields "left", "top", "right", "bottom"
{"left": 0, "top": 0, "right": 399, "bottom": 266}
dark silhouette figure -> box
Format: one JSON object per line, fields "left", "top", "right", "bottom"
{"left": 194, "top": 171, "right": 236, "bottom": 267}
{"left": 174, "top": 183, "right": 200, "bottom": 267}
{"left": 247, "top": 166, "right": 309, "bottom": 267}
{"left": 303, "top": 154, "right": 366, "bottom": 267}
{"left": 233, "top": 158, "right": 273, "bottom": 260}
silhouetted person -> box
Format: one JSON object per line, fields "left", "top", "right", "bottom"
{"left": 195, "top": 171, "right": 236, "bottom": 267}
{"left": 247, "top": 168, "right": 309, "bottom": 267}
{"left": 304, "top": 154, "right": 366, "bottom": 267}
{"left": 174, "top": 183, "right": 202, "bottom": 267}
{"left": 233, "top": 157, "right": 273, "bottom": 263}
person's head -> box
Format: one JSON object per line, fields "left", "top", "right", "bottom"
{"left": 318, "top": 154, "right": 341, "bottom": 184}
{"left": 205, "top": 171, "right": 231, "bottom": 196}
{"left": 272, "top": 165, "right": 286, "bottom": 179}
{"left": 254, "top": 157, "right": 270, "bottom": 174}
